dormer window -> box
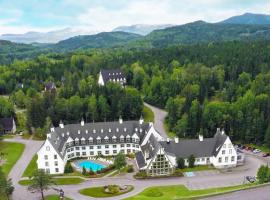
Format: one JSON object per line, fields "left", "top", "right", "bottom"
{"left": 89, "top": 137, "right": 93, "bottom": 144}
{"left": 132, "top": 137, "right": 136, "bottom": 143}
{"left": 97, "top": 137, "right": 101, "bottom": 144}
{"left": 62, "top": 133, "right": 65, "bottom": 137}
{"left": 120, "top": 135, "right": 124, "bottom": 142}
{"left": 124, "top": 128, "right": 127, "bottom": 132}
{"left": 126, "top": 135, "right": 130, "bottom": 142}
{"left": 104, "top": 136, "right": 109, "bottom": 143}
{"left": 67, "top": 132, "right": 69, "bottom": 136}
{"left": 109, "top": 128, "right": 111, "bottom": 133}
{"left": 86, "top": 130, "right": 88, "bottom": 134}
{"left": 112, "top": 136, "right": 117, "bottom": 143}
{"left": 136, "top": 138, "right": 140, "bottom": 143}
{"left": 93, "top": 129, "right": 96, "bottom": 134}
{"left": 101, "top": 129, "right": 103, "bottom": 133}
{"left": 81, "top": 138, "right": 86, "bottom": 145}
{"left": 78, "top": 130, "right": 81, "bottom": 134}
{"left": 116, "top": 128, "right": 119, "bottom": 132}
{"left": 135, "top": 128, "right": 138, "bottom": 132}
{"left": 140, "top": 128, "right": 142, "bottom": 133}
{"left": 75, "top": 138, "right": 79, "bottom": 145}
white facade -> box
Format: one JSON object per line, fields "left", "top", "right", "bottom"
{"left": 98, "top": 72, "right": 105, "bottom": 86}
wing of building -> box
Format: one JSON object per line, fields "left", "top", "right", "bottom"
{"left": 98, "top": 69, "right": 126, "bottom": 86}
{"left": 37, "top": 117, "right": 240, "bottom": 175}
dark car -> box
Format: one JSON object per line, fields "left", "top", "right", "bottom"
{"left": 262, "top": 153, "right": 270, "bottom": 157}
{"left": 246, "top": 176, "right": 256, "bottom": 183}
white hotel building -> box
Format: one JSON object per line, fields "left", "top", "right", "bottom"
{"left": 37, "top": 117, "right": 240, "bottom": 176}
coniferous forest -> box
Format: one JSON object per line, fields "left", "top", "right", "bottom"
{"left": 1, "top": 40, "right": 270, "bottom": 147}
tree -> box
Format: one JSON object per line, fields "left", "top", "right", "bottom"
{"left": 64, "top": 161, "right": 73, "bottom": 173}
{"left": 0, "top": 167, "right": 14, "bottom": 200}
{"left": 177, "top": 157, "right": 185, "bottom": 169}
{"left": 257, "top": 165, "right": 270, "bottom": 184}
{"left": 114, "top": 153, "right": 126, "bottom": 170}
{"left": 82, "top": 166, "right": 87, "bottom": 176}
{"left": 188, "top": 155, "right": 195, "bottom": 168}
{"left": 264, "top": 124, "right": 270, "bottom": 148}
{"left": 28, "top": 169, "right": 55, "bottom": 200}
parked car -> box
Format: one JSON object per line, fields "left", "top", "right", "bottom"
{"left": 262, "top": 153, "right": 270, "bottom": 157}
{"left": 246, "top": 176, "right": 256, "bottom": 183}
{"left": 253, "top": 149, "right": 261, "bottom": 154}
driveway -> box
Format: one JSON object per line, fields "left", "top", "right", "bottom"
{"left": 144, "top": 102, "right": 168, "bottom": 138}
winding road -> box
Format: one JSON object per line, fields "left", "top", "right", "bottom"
{"left": 4, "top": 103, "right": 270, "bottom": 200}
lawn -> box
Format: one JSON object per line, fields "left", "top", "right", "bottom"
{"left": 45, "top": 195, "right": 72, "bottom": 200}
{"left": 79, "top": 185, "right": 134, "bottom": 198}
{"left": 143, "top": 106, "right": 154, "bottom": 122}
{"left": 0, "top": 141, "right": 25, "bottom": 175}
{"left": 179, "top": 165, "right": 215, "bottom": 172}
{"left": 22, "top": 154, "right": 37, "bottom": 177}
{"left": 19, "top": 177, "right": 84, "bottom": 186}
{"left": 125, "top": 184, "right": 255, "bottom": 200}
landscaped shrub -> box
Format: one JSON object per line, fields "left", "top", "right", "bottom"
{"left": 188, "top": 154, "right": 195, "bottom": 168}
{"left": 257, "top": 165, "right": 270, "bottom": 183}
{"left": 82, "top": 166, "right": 87, "bottom": 175}
{"left": 64, "top": 161, "right": 73, "bottom": 173}
{"left": 127, "top": 165, "right": 134, "bottom": 173}
{"left": 104, "top": 185, "right": 119, "bottom": 194}
{"left": 135, "top": 171, "right": 147, "bottom": 178}
{"left": 89, "top": 169, "right": 95, "bottom": 176}
{"left": 177, "top": 157, "right": 185, "bottom": 169}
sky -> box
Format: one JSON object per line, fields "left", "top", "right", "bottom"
{"left": 0, "top": 0, "right": 270, "bottom": 35}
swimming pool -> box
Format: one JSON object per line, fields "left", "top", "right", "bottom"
{"left": 77, "top": 160, "right": 106, "bottom": 172}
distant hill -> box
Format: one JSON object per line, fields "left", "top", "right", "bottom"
{"left": 129, "top": 21, "right": 270, "bottom": 48}
{"left": 53, "top": 31, "right": 142, "bottom": 51}
{"left": 113, "top": 24, "right": 174, "bottom": 35}
{"left": 0, "top": 28, "right": 99, "bottom": 44}
{"left": 220, "top": 13, "right": 270, "bottom": 25}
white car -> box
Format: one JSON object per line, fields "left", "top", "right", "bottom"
{"left": 253, "top": 149, "right": 261, "bottom": 154}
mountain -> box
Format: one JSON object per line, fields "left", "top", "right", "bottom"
{"left": 53, "top": 31, "right": 142, "bottom": 51}
{"left": 220, "top": 13, "right": 270, "bottom": 25}
{"left": 130, "top": 21, "right": 270, "bottom": 48}
{"left": 112, "top": 24, "right": 174, "bottom": 35}
{"left": 0, "top": 28, "right": 99, "bottom": 44}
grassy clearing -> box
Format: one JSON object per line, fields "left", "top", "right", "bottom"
{"left": 22, "top": 154, "right": 37, "bottom": 177}
{"left": 143, "top": 106, "right": 154, "bottom": 122}
{"left": 125, "top": 184, "right": 255, "bottom": 200}
{"left": 0, "top": 141, "right": 25, "bottom": 175}
{"left": 164, "top": 122, "right": 176, "bottom": 138}
{"left": 19, "top": 177, "right": 84, "bottom": 186}
{"left": 79, "top": 185, "right": 134, "bottom": 198}
{"left": 45, "top": 195, "right": 72, "bottom": 200}
{"left": 178, "top": 165, "right": 215, "bottom": 172}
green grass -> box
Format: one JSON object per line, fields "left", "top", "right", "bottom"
{"left": 45, "top": 195, "right": 72, "bottom": 200}
{"left": 164, "top": 122, "right": 176, "bottom": 138}
{"left": 0, "top": 141, "right": 25, "bottom": 175}
{"left": 143, "top": 106, "right": 154, "bottom": 122}
{"left": 125, "top": 184, "right": 255, "bottom": 200}
{"left": 248, "top": 144, "right": 270, "bottom": 153}
{"left": 22, "top": 154, "right": 37, "bottom": 177}
{"left": 79, "top": 185, "right": 134, "bottom": 198}
{"left": 19, "top": 177, "right": 84, "bottom": 186}
{"left": 179, "top": 165, "right": 215, "bottom": 172}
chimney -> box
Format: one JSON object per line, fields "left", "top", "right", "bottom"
{"left": 119, "top": 116, "right": 123, "bottom": 124}
{"left": 174, "top": 137, "right": 179, "bottom": 143}
{"left": 81, "top": 118, "right": 85, "bottom": 126}
{"left": 199, "top": 134, "right": 204, "bottom": 142}
{"left": 166, "top": 138, "right": 170, "bottom": 144}
{"left": 50, "top": 125, "right": 55, "bottom": 132}
{"left": 47, "top": 133, "right": 51, "bottom": 139}
{"left": 139, "top": 116, "right": 144, "bottom": 125}
{"left": 216, "top": 128, "right": 221, "bottom": 134}
{"left": 59, "top": 120, "right": 64, "bottom": 128}
{"left": 221, "top": 129, "right": 225, "bottom": 135}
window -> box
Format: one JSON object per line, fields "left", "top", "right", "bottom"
{"left": 127, "top": 149, "right": 131, "bottom": 153}
{"left": 97, "top": 138, "right": 101, "bottom": 144}
{"left": 228, "top": 144, "right": 232, "bottom": 148}
{"left": 104, "top": 138, "right": 109, "bottom": 143}
{"left": 89, "top": 139, "right": 93, "bottom": 144}
{"left": 120, "top": 138, "right": 124, "bottom": 142}
{"left": 229, "top": 149, "right": 232, "bottom": 154}
{"left": 126, "top": 138, "right": 130, "bottom": 142}
{"left": 67, "top": 149, "right": 70, "bottom": 152}
{"left": 54, "top": 161, "right": 58, "bottom": 166}
{"left": 136, "top": 145, "right": 139, "bottom": 148}
{"left": 127, "top": 144, "right": 131, "bottom": 147}
{"left": 202, "top": 158, "right": 205, "bottom": 162}
{"left": 223, "top": 144, "right": 226, "bottom": 148}
{"left": 97, "top": 146, "right": 101, "bottom": 149}
{"left": 121, "top": 144, "right": 124, "bottom": 148}
{"left": 44, "top": 155, "right": 48, "bottom": 160}
{"left": 75, "top": 147, "right": 80, "bottom": 150}
{"left": 45, "top": 162, "right": 49, "bottom": 167}
{"left": 132, "top": 138, "right": 136, "bottom": 143}
{"left": 225, "top": 157, "right": 228, "bottom": 163}
{"left": 89, "top": 146, "right": 93, "bottom": 149}
{"left": 222, "top": 150, "right": 225, "bottom": 155}
{"left": 54, "top": 155, "right": 57, "bottom": 159}
{"left": 76, "top": 152, "right": 80, "bottom": 156}
{"left": 90, "top": 151, "right": 94, "bottom": 155}
{"left": 55, "top": 168, "right": 59, "bottom": 173}
{"left": 46, "top": 146, "right": 50, "bottom": 151}
{"left": 71, "top": 148, "right": 74, "bottom": 151}
{"left": 218, "top": 157, "right": 222, "bottom": 163}
{"left": 132, "top": 144, "right": 135, "bottom": 147}
{"left": 112, "top": 137, "right": 117, "bottom": 143}
{"left": 105, "top": 150, "right": 109, "bottom": 155}
{"left": 196, "top": 158, "right": 200, "bottom": 162}
{"left": 113, "top": 150, "right": 117, "bottom": 154}
{"left": 231, "top": 156, "right": 235, "bottom": 162}
{"left": 82, "top": 152, "right": 86, "bottom": 156}
{"left": 113, "top": 145, "right": 117, "bottom": 148}
{"left": 105, "top": 145, "right": 109, "bottom": 149}
{"left": 45, "top": 169, "right": 50, "bottom": 174}
{"left": 120, "top": 150, "right": 125, "bottom": 153}
{"left": 82, "top": 146, "right": 86, "bottom": 150}
{"left": 98, "top": 151, "right": 102, "bottom": 155}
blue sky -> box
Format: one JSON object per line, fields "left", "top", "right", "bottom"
{"left": 0, "top": 0, "right": 269, "bottom": 34}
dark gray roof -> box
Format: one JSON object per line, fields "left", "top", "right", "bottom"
{"left": 0, "top": 118, "right": 14, "bottom": 131}
{"left": 48, "top": 120, "right": 150, "bottom": 157}
{"left": 45, "top": 82, "right": 56, "bottom": 91}
{"left": 159, "top": 133, "right": 228, "bottom": 158}
{"left": 135, "top": 151, "right": 146, "bottom": 168}
{"left": 141, "top": 134, "right": 160, "bottom": 160}
{"left": 100, "top": 69, "right": 126, "bottom": 83}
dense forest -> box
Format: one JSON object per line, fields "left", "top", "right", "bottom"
{"left": 1, "top": 40, "right": 270, "bottom": 147}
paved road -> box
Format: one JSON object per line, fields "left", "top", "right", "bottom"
{"left": 4, "top": 137, "right": 43, "bottom": 200}
{"left": 144, "top": 102, "right": 168, "bottom": 138}
{"left": 204, "top": 185, "right": 270, "bottom": 200}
